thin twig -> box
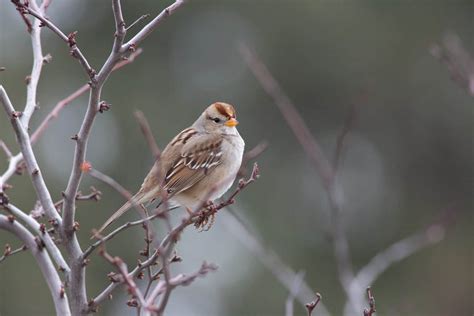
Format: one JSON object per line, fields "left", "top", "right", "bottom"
{"left": 14, "top": 1, "right": 96, "bottom": 79}
{"left": 3, "top": 203, "right": 70, "bottom": 272}
{"left": 21, "top": 0, "right": 47, "bottom": 128}
{"left": 126, "top": 14, "right": 151, "bottom": 31}
{"left": 100, "top": 246, "right": 147, "bottom": 309}
{"left": 0, "top": 243, "right": 28, "bottom": 263}
{"left": 134, "top": 110, "right": 161, "bottom": 159}
{"left": 362, "top": 287, "right": 376, "bottom": 316}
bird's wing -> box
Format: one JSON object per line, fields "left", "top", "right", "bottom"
{"left": 163, "top": 132, "right": 223, "bottom": 197}
{"left": 94, "top": 129, "right": 223, "bottom": 236}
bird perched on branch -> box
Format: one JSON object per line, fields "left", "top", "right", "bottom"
{"left": 96, "top": 102, "right": 245, "bottom": 234}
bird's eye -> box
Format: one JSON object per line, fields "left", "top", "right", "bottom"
{"left": 212, "top": 117, "right": 221, "bottom": 123}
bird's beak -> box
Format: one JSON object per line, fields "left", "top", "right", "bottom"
{"left": 225, "top": 118, "right": 239, "bottom": 127}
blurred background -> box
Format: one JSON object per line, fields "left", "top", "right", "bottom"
{"left": 0, "top": 1, "right": 473, "bottom": 315}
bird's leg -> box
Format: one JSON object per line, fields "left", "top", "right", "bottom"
{"left": 194, "top": 201, "right": 217, "bottom": 231}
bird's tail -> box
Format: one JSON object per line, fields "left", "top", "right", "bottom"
{"left": 94, "top": 192, "right": 147, "bottom": 238}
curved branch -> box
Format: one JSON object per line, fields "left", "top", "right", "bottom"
{"left": 0, "top": 86, "right": 62, "bottom": 224}
{"left": 3, "top": 203, "right": 70, "bottom": 272}
{"left": 0, "top": 215, "right": 70, "bottom": 315}
{"left": 13, "top": 1, "right": 95, "bottom": 79}
{"left": 123, "top": 0, "right": 186, "bottom": 51}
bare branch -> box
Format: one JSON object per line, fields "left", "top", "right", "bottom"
{"left": 305, "top": 293, "right": 322, "bottom": 316}
{"left": 0, "top": 243, "right": 28, "bottom": 263}
{"left": 0, "top": 214, "right": 70, "bottom": 315}
{"left": 83, "top": 207, "right": 170, "bottom": 259}
{"left": 0, "top": 86, "right": 62, "bottom": 224}
{"left": 0, "top": 49, "right": 143, "bottom": 195}
{"left": 100, "top": 247, "right": 147, "bottom": 309}
{"left": 3, "top": 203, "right": 70, "bottom": 272}
{"left": 21, "top": 0, "right": 47, "bottom": 127}
{"left": 134, "top": 110, "right": 161, "bottom": 159}
{"left": 362, "top": 287, "right": 376, "bottom": 316}
{"left": 89, "top": 168, "right": 132, "bottom": 200}
{"left": 123, "top": 0, "right": 186, "bottom": 51}
{"left": 239, "top": 43, "right": 334, "bottom": 186}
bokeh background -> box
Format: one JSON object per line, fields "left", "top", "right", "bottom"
{"left": 0, "top": 1, "right": 473, "bottom": 315}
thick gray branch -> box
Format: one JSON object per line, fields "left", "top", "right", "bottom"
{"left": 0, "top": 215, "right": 70, "bottom": 316}
{"left": 0, "top": 86, "right": 62, "bottom": 224}
{"left": 4, "top": 203, "right": 70, "bottom": 273}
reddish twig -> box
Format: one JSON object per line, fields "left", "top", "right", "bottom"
{"left": 99, "top": 246, "right": 147, "bottom": 310}
{"left": 305, "top": 293, "right": 322, "bottom": 316}
{"left": 363, "top": 287, "right": 376, "bottom": 316}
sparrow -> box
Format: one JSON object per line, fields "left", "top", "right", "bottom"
{"left": 96, "top": 102, "right": 245, "bottom": 234}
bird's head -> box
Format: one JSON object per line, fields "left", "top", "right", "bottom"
{"left": 195, "top": 102, "right": 239, "bottom": 134}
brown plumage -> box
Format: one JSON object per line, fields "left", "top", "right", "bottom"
{"left": 96, "top": 102, "right": 245, "bottom": 235}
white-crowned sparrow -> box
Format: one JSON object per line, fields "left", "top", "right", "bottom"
{"left": 96, "top": 102, "right": 245, "bottom": 233}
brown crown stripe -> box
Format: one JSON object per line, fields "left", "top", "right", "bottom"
{"left": 214, "top": 102, "right": 236, "bottom": 118}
